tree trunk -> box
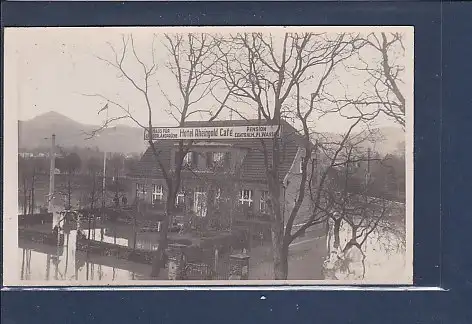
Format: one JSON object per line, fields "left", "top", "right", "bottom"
{"left": 150, "top": 216, "right": 169, "bottom": 278}
{"left": 267, "top": 121, "right": 288, "bottom": 280}
{"left": 273, "top": 239, "right": 289, "bottom": 280}
{"left": 269, "top": 180, "right": 287, "bottom": 279}
{"left": 150, "top": 196, "right": 173, "bottom": 278}
{"left": 333, "top": 218, "right": 342, "bottom": 249}
{"left": 67, "top": 173, "right": 72, "bottom": 210}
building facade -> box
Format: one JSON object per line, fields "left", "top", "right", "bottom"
{"left": 127, "top": 119, "right": 327, "bottom": 240}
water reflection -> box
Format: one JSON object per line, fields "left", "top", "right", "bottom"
{"left": 326, "top": 221, "right": 407, "bottom": 281}
{"left": 18, "top": 206, "right": 408, "bottom": 282}
{"left": 18, "top": 222, "right": 154, "bottom": 282}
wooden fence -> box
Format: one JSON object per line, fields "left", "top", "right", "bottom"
{"left": 19, "top": 228, "right": 64, "bottom": 246}
{"left": 76, "top": 235, "right": 154, "bottom": 265}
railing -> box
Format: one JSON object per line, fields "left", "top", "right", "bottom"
{"left": 184, "top": 263, "right": 213, "bottom": 280}
{"left": 183, "top": 255, "right": 231, "bottom": 280}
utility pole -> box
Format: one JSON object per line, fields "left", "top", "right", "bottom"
{"left": 48, "top": 134, "right": 56, "bottom": 214}
{"left": 102, "top": 151, "right": 107, "bottom": 208}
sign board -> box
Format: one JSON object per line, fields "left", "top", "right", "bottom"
{"left": 144, "top": 125, "right": 281, "bottom": 141}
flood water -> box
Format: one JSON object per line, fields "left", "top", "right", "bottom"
{"left": 18, "top": 214, "right": 160, "bottom": 282}
{"left": 326, "top": 220, "right": 408, "bottom": 282}
{"left": 18, "top": 211, "right": 408, "bottom": 283}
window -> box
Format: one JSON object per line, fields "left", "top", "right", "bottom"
{"left": 260, "top": 191, "right": 271, "bottom": 214}
{"left": 214, "top": 187, "right": 222, "bottom": 207}
{"left": 176, "top": 189, "right": 185, "bottom": 206}
{"left": 152, "top": 184, "right": 164, "bottom": 204}
{"left": 194, "top": 187, "right": 207, "bottom": 217}
{"left": 136, "top": 183, "right": 145, "bottom": 199}
{"left": 213, "top": 152, "right": 225, "bottom": 166}
{"left": 239, "top": 189, "right": 253, "bottom": 206}
{"left": 206, "top": 152, "right": 229, "bottom": 170}
{"left": 176, "top": 151, "right": 194, "bottom": 169}
{"left": 300, "top": 156, "right": 318, "bottom": 174}
{"left": 206, "top": 152, "right": 213, "bottom": 169}
{"left": 300, "top": 156, "right": 306, "bottom": 173}
{"left": 183, "top": 152, "right": 193, "bottom": 167}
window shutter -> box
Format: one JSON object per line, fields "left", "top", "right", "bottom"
{"left": 206, "top": 152, "right": 213, "bottom": 168}
{"left": 191, "top": 152, "right": 198, "bottom": 168}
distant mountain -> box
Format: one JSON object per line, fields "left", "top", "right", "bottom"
{"left": 19, "top": 112, "right": 405, "bottom": 156}
{"left": 18, "top": 111, "right": 147, "bottom": 154}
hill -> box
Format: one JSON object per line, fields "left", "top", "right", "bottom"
{"left": 19, "top": 112, "right": 405, "bottom": 156}
{"left": 18, "top": 111, "right": 146, "bottom": 154}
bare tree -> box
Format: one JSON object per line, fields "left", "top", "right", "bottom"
{"left": 321, "top": 142, "right": 403, "bottom": 279}
{"left": 337, "top": 32, "right": 407, "bottom": 128}
{"left": 56, "top": 152, "right": 82, "bottom": 210}
{"left": 21, "top": 157, "right": 48, "bottom": 215}
{"left": 107, "top": 153, "right": 125, "bottom": 203}
{"left": 88, "top": 33, "right": 227, "bottom": 277}
{"left": 18, "top": 156, "right": 30, "bottom": 215}
{"left": 214, "top": 32, "right": 368, "bottom": 279}
{"left": 83, "top": 157, "right": 102, "bottom": 240}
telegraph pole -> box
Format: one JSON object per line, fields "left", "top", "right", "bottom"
{"left": 48, "top": 134, "right": 56, "bottom": 214}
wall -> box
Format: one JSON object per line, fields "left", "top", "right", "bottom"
{"left": 131, "top": 145, "right": 250, "bottom": 209}
{"left": 131, "top": 178, "right": 168, "bottom": 204}
{"left": 130, "top": 144, "right": 327, "bottom": 238}
{"left": 282, "top": 147, "right": 326, "bottom": 235}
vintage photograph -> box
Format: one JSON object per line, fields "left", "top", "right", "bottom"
{"left": 3, "top": 26, "right": 413, "bottom": 285}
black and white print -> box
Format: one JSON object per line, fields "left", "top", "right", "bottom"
{"left": 3, "top": 27, "right": 413, "bottom": 285}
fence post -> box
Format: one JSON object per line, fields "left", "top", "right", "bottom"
{"left": 166, "top": 243, "right": 187, "bottom": 280}
{"left": 229, "top": 253, "right": 250, "bottom": 280}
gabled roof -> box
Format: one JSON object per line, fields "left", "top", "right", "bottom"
{"left": 128, "top": 119, "right": 309, "bottom": 183}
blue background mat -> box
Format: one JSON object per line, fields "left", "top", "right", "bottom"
{"left": 2, "top": 1, "right": 471, "bottom": 322}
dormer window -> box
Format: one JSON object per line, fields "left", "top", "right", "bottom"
{"left": 213, "top": 152, "right": 225, "bottom": 165}
{"left": 183, "top": 152, "right": 192, "bottom": 166}
{"left": 176, "top": 151, "right": 196, "bottom": 169}
{"left": 206, "top": 152, "right": 230, "bottom": 170}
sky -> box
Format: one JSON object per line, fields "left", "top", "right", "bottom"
{"left": 4, "top": 27, "right": 413, "bottom": 133}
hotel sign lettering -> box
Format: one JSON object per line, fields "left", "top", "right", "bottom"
{"left": 144, "top": 125, "right": 281, "bottom": 140}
